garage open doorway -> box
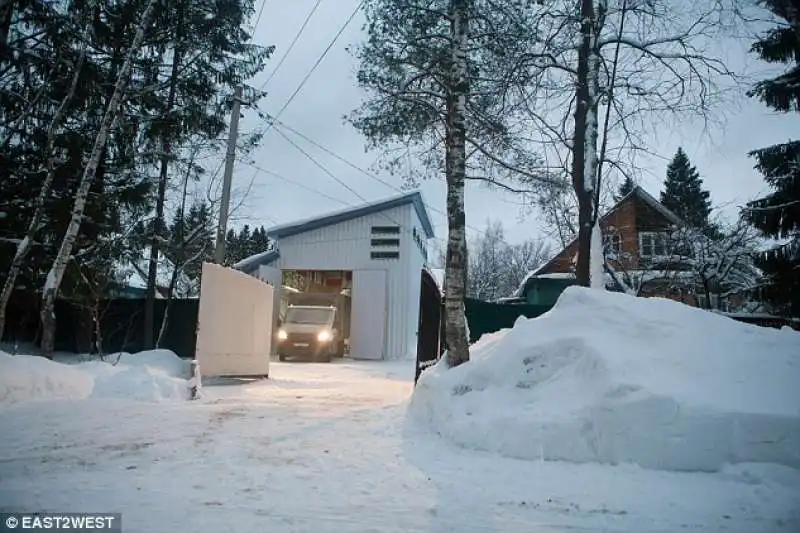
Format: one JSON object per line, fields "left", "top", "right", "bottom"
{"left": 275, "top": 270, "right": 352, "bottom": 363}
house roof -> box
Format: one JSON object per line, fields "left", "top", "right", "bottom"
{"left": 233, "top": 249, "right": 280, "bottom": 275}
{"left": 527, "top": 185, "right": 685, "bottom": 277}
{"left": 266, "top": 191, "right": 435, "bottom": 240}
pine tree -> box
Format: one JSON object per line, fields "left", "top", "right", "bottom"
{"left": 660, "top": 147, "right": 712, "bottom": 229}
{"left": 616, "top": 177, "right": 636, "bottom": 201}
{"left": 744, "top": 0, "right": 800, "bottom": 316}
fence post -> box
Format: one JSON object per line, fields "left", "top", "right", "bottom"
{"left": 189, "top": 359, "right": 202, "bottom": 400}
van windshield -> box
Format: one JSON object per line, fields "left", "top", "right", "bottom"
{"left": 285, "top": 307, "right": 333, "bottom": 325}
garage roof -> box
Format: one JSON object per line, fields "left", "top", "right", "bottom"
{"left": 234, "top": 191, "right": 435, "bottom": 274}
{"left": 267, "top": 191, "right": 435, "bottom": 240}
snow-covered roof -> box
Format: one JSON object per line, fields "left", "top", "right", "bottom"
{"left": 428, "top": 268, "right": 445, "bottom": 291}
{"left": 233, "top": 249, "right": 280, "bottom": 274}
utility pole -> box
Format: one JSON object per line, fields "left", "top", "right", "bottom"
{"left": 214, "top": 84, "right": 243, "bottom": 264}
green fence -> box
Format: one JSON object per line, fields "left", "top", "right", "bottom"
{"left": 3, "top": 293, "right": 199, "bottom": 359}
{"left": 464, "top": 297, "right": 552, "bottom": 343}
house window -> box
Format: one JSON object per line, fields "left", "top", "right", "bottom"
{"left": 603, "top": 233, "right": 621, "bottom": 255}
{"left": 371, "top": 238, "right": 401, "bottom": 247}
{"left": 639, "top": 232, "right": 667, "bottom": 257}
{"left": 371, "top": 225, "right": 401, "bottom": 235}
{"left": 371, "top": 251, "right": 399, "bottom": 260}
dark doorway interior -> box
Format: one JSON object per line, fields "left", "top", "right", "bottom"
{"left": 416, "top": 269, "right": 442, "bottom": 383}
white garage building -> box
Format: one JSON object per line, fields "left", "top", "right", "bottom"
{"left": 234, "top": 191, "right": 436, "bottom": 360}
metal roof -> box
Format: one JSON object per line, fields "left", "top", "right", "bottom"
{"left": 233, "top": 249, "right": 280, "bottom": 274}
{"left": 265, "top": 191, "right": 435, "bottom": 240}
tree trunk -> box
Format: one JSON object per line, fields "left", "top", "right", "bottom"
{"left": 145, "top": 2, "right": 185, "bottom": 348}
{"left": 0, "top": 16, "right": 89, "bottom": 341}
{"left": 443, "top": 0, "right": 471, "bottom": 368}
{"left": 39, "top": 0, "right": 158, "bottom": 354}
{"left": 571, "top": 0, "right": 600, "bottom": 287}
{"left": 157, "top": 158, "right": 193, "bottom": 347}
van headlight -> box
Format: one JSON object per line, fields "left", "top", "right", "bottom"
{"left": 277, "top": 329, "right": 288, "bottom": 340}
{"left": 317, "top": 330, "right": 332, "bottom": 342}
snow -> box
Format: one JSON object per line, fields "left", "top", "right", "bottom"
{"left": 0, "top": 352, "right": 94, "bottom": 404}
{"left": 590, "top": 218, "right": 605, "bottom": 289}
{"left": 0, "top": 360, "right": 798, "bottom": 532}
{"left": 429, "top": 267, "right": 445, "bottom": 291}
{"left": 410, "top": 286, "right": 800, "bottom": 473}
{"left": 0, "top": 349, "right": 191, "bottom": 405}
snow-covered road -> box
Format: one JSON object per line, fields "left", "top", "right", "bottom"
{"left": 1, "top": 360, "right": 798, "bottom": 532}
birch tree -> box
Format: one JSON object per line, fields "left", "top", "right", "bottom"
{"left": 39, "top": 0, "right": 158, "bottom": 355}
{"left": 0, "top": 8, "right": 90, "bottom": 340}
{"left": 348, "top": 0, "right": 557, "bottom": 367}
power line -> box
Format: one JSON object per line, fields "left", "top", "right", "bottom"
{"left": 251, "top": 0, "right": 268, "bottom": 33}
{"left": 266, "top": 0, "right": 365, "bottom": 129}
{"left": 273, "top": 117, "right": 402, "bottom": 192}
{"left": 239, "top": 159, "right": 353, "bottom": 207}
{"left": 269, "top": 117, "right": 494, "bottom": 241}
{"left": 257, "top": 0, "right": 324, "bottom": 91}
{"left": 207, "top": 0, "right": 350, "bottom": 191}
{"left": 239, "top": 158, "right": 439, "bottom": 245}
{"left": 273, "top": 126, "right": 366, "bottom": 204}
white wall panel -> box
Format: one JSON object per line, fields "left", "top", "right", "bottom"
{"left": 196, "top": 262, "right": 272, "bottom": 377}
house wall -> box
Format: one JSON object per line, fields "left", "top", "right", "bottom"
{"left": 539, "top": 195, "right": 641, "bottom": 275}
{"left": 274, "top": 204, "right": 420, "bottom": 360}
{"left": 605, "top": 195, "right": 640, "bottom": 270}
{"left": 539, "top": 195, "right": 681, "bottom": 275}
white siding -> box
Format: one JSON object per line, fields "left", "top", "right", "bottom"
{"left": 274, "top": 204, "right": 419, "bottom": 360}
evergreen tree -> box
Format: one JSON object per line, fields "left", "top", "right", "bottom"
{"left": 660, "top": 147, "right": 712, "bottom": 229}
{"left": 223, "top": 224, "right": 269, "bottom": 266}
{"left": 744, "top": 0, "right": 800, "bottom": 316}
{"left": 165, "top": 202, "right": 214, "bottom": 282}
{"left": 616, "top": 177, "right": 636, "bottom": 201}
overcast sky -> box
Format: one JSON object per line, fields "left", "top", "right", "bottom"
{"left": 226, "top": 0, "right": 796, "bottom": 251}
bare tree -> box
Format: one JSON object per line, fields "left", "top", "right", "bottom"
{"left": 39, "top": 0, "right": 158, "bottom": 355}
{"left": 514, "top": 0, "right": 745, "bottom": 285}
{"left": 466, "top": 219, "right": 552, "bottom": 300}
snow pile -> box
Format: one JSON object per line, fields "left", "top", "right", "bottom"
{"left": 0, "top": 349, "right": 191, "bottom": 405}
{"left": 0, "top": 352, "right": 94, "bottom": 404}
{"left": 409, "top": 287, "right": 800, "bottom": 472}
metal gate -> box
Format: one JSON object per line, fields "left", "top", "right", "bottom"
{"left": 415, "top": 269, "right": 443, "bottom": 384}
{"left": 195, "top": 262, "right": 273, "bottom": 378}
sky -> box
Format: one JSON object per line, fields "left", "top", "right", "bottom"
{"left": 223, "top": 0, "right": 797, "bottom": 251}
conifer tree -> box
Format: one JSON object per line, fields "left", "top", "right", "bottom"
{"left": 744, "top": 0, "right": 799, "bottom": 316}
{"left": 660, "top": 147, "right": 712, "bottom": 229}
{"left": 616, "top": 177, "right": 636, "bottom": 201}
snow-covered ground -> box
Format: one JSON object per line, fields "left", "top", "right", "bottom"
{"left": 1, "top": 354, "right": 799, "bottom": 531}
{"left": 411, "top": 287, "right": 800, "bottom": 473}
